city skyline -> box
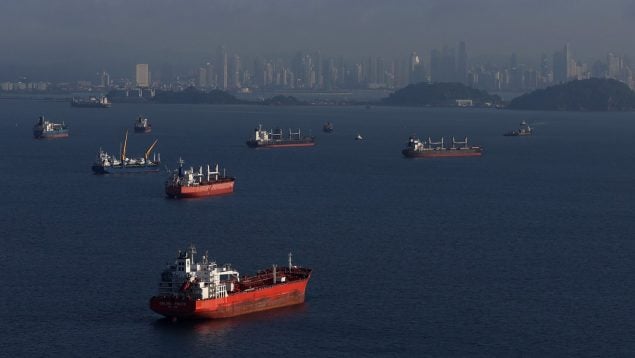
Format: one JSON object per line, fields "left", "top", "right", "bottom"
{"left": 1, "top": 0, "right": 635, "bottom": 78}
{"left": 2, "top": 41, "right": 634, "bottom": 97}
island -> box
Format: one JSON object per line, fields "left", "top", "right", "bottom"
{"left": 379, "top": 82, "right": 502, "bottom": 107}
{"left": 508, "top": 78, "right": 635, "bottom": 111}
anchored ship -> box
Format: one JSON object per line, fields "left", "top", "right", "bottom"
{"left": 402, "top": 136, "right": 482, "bottom": 158}
{"left": 149, "top": 245, "right": 312, "bottom": 320}
{"left": 71, "top": 96, "right": 111, "bottom": 108}
{"left": 246, "top": 124, "right": 315, "bottom": 148}
{"left": 134, "top": 116, "right": 152, "bottom": 133}
{"left": 165, "top": 158, "right": 235, "bottom": 198}
{"left": 33, "top": 116, "right": 68, "bottom": 139}
{"left": 91, "top": 130, "right": 160, "bottom": 174}
{"left": 504, "top": 121, "right": 532, "bottom": 136}
{"left": 323, "top": 121, "right": 334, "bottom": 133}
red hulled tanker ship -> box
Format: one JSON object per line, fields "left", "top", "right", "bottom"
{"left": 149, "top": 245, "right": 312, "bottom": 320}
{"left": 246, "top": 124, "right": 315, "bottom": 148}
{"left": 165, "top": 158, "right": 235, "bottom": 198}
{"left": 402, "top": 136, "right": 482, "bottom": 158}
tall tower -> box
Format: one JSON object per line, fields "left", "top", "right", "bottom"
{"left": 136, "top": 64, "right": 150, "bottom": 88}
{"left": 409, "top": 51, "right": 420, "bottom": 84}
{"left": 217, "top": 46, "right": 228, "bottom": 90}
{"left": 457, "top": 41, "right": 468, "bottom": 85}
{"left": 231, "top": 54, "right": 241, "bottom": 89}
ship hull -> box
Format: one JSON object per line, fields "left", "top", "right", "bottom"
{"left": 71, "top": 102, "right": 111, "bottom": 108}
{"left": 34, "top": 131, "right": 69, "bottom": 139}
{"left": 134, "top": 127, "right": 152, "bottom": 133}
{"left": 246, "top": 140, "right": 316, "bottom": 148}
{"left": 165, "top": 179, "right": 235, "bottom": 198}
{"left": 92, "top": 164, "right": 160, "bottom": 174}
{"left": 150, "top": 277, "right": 310, "bottom": 319}
{"left": 402, "top": 149, "right": 482, "bottom": 158}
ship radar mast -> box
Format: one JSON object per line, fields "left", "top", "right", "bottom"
{"left": 188, "top": 243, "right": 197, "bottom": 263}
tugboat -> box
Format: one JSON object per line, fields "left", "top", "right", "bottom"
{"left": 504, "top": 121, "right": 532, "bottom": 136}
{"left": 71, "top": 96, "right": 111, "bottom": 108}
{"left": 33, "top": 116, "right": 69, "bottom": 139}
{"left": 165, "top": 158, "right": 235, "bottom": 198}
{"left": 149, "top": 245, "right": 312, "bottom": 320}
{"left": 91, "top": 130, "right": 160, "bottom": 174}
{"left": 402, "top": 136, "right": 482, "bottom": 158}
{"left": 246, "top": 124, "right": 315, "bottom": 148}
{"left": 134, "top": 116, "right": 152, "bottom": 133}
{"left": 323, "top": 121, "right": 334, "bottom": 133}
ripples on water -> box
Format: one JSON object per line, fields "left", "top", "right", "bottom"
{"left": 1, "top": 100, "right": 634, "bottom": 356}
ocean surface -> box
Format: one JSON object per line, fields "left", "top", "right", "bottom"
{"left": 1, "top": 100, "right": 634, "bottom": 357}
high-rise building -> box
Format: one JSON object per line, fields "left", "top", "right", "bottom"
{"left": 430, "top": 49, "right": 441, "bottom": 83}
{"left": 552, "top": 44, "right": 572, "bottom": 83}
{"left": 136, "top": 64, "right": 150, "bottom": 88}
{"left": 457, "top": 41, "right": 468, "bottom": 85}
{"left": 231, "top": 54, "right": 241, "bottom": 89}
{"left": 409, "top": 52, "right": 420, "bottom": 84}
{"left": 607, "top": 52, "right": 621, "bottom": 78}
{"left": 217, "top": 46, "right": 228, "bottom": 90}
{"left": 99, "top": 70, "right": 110, "bottom": 88}
{"left": 198, "top": 67, "right": 207, "bottom": 88}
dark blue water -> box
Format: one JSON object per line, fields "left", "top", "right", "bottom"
{"left": 1, "top": 100, "right": 635, "bottom": 356}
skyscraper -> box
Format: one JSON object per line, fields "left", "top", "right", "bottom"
{"left": 135, "top": 64, "right": 150, "bottom": 88}
{"left": 552, "top": 43, "right": 574, "bottom": 83}
{"left": 457, "top": 41, "right": 468, "bottom": 85}
{"left": 231, "top": 54, "right": 241, "bottom": 89}
{"left": 217, "top": 46, "right": 228, "bottom": 90}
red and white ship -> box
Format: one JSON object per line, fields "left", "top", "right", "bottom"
{"left": 165, "top": 158, "right": 235, "bottom": 198}
{"left": 149, "top": 245, "right": 312, "bottom": 320}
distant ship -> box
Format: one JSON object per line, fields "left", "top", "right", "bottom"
{"left": 323, "top": 121, "right": 334, "bottom": 133}
{"left": 91, "top": 130, "right": 160, "bottom": 174}
{"left": 71, "top": 96, "right": 111, "bottom": 108}
{"left": 134, "top": 116, "right": 152, "bottom": 133}
{"left": 246, "top": 124, "right": 315, "bottom": 148}
{"left": 33, "top": 116, "right": 68, "bottom": 139}
{"left": 165, "top": 158, "right": 235, "bottom": 198}
{"left": 504, "top": 121, "right": 532, "bottom": 136}
{"left": 402, "top": 136, "right": 482, "bottom": 158}
{"left": 149, "top": 245, "right": 312, "bottom": 320}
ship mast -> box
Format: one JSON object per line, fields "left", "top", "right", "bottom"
{"left": 121, "top": 130, "right": 129, "bottom": 162}
{"left": 144, "top": 139, "right": 158, "bottom": 160}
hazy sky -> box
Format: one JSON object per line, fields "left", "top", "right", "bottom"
{"left": 1, "top": 0, "right": 635, "bottom": 77}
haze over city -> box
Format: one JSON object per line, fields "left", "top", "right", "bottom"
{"left": 2, "top": 0, "right": 635, "bottom": 80}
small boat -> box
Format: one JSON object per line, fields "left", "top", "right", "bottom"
{"left": 33, "top": 116, "right": 68, "bottom": 139}
{"left": 355, "top": 134, "right": 363, "bottom": 140}
{"left": 71, "top": 96, "right": 111, "bottom": 108}
{"left": 323, "top": 121, "right": 334, "bottom": 133}
{"left": 134, "top": 116, "right": 152, "bottom": 133}
{"left": 504, "top": 121, "right": 532, "bottom": 136}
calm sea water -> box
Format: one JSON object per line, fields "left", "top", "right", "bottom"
{"left": 1, "top": 100, "right": 634, "bottom": 356}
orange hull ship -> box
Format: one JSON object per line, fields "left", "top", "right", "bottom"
{"left": 165, "top": 159, "right": 235, "bottom": 198}
{"left": 150, "top": 246, "right": 312, "bottom": 320}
